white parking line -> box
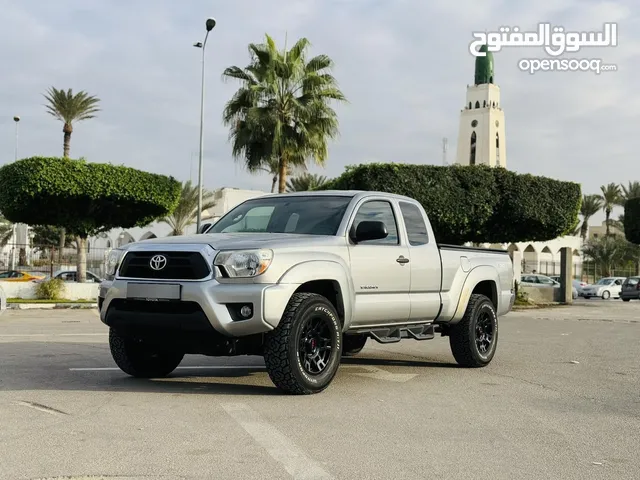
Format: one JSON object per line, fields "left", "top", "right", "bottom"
{"left": 221, "top": 403, "right": 334, "bottom": 479}
{"left": 69, "top": 365, "right": 265, "bottom": 371}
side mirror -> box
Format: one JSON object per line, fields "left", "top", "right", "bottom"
{"left": 351, "top": 221, "right": 388, "bottom": 243}
{"left": 198, "top": 223, "right": 211, "bottom": 234}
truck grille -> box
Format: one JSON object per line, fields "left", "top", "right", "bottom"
{"left": 118, "top": 251, "right": 211, "bottom": 280}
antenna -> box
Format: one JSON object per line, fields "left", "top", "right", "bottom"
{"left": 442, "top": 137, "right": 448, "bottom": 165}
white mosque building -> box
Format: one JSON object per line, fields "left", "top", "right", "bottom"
{"left": 454, "top": 45, "right": 582, "bottom": 278}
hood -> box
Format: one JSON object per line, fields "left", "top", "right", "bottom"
{"left": 125, "top": 232, "right": 343, "bottom": 251}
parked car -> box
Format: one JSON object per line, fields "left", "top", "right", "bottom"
{"left": 520, "top": 274, "right": 578, "bottom": 299}
{"left": 99, "top": 190, "right": 515, "bottom": 395}
{"left": 0, "top": 270, "right": 46, "bottom": 282}
{"left": 620, "top": 276, "right": 640, "bottom": 302}
{"left": 54, "top": 270, "right": 103, "bottom": 283}
{"left": 581, "top": 277, "right": 626, "bottom": 300}
{"left": 549, "top": 276, "right": 587, "bottom": 297}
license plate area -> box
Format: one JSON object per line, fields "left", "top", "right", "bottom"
{"left": 126, "top": 283, "right": 181, "bottom": 301}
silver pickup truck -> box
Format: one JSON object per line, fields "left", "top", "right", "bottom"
{"left": 99, "top": 191, "right": 515, "bottom": 395}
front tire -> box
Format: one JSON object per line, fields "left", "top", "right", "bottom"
{"left": 622, "top": 298, "right": 631, "bottom": 302}
{"left": 263, "top": 293, "right": 342, "bottom": 395}
{"left": 109, "top": 328, "right": 184, "bottom": 378}
{"left": 602, "top": 290, "right": 611, "bottom": 300}
{"left": 449, "top": 294, "right": 498, "bottom": 368}
{"left": 342, "top": 334, "right": 367, "bottom": 356}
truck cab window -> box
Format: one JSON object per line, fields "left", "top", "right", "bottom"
{"left": 352, "top": 200, "right": 398, "bottom": 245}
{"left": 399, "top": 202, "right": 429, "bottom": 245}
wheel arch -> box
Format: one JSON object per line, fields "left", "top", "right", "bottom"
{"left": 449, "top": 266, "right": 501, "bottom": 324}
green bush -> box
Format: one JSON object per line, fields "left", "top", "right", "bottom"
{"left": 322, "top": 163, "right": 581, "bottom": 245}
{"left": 625, "top": 197, "right": 640, "bottom": 245}
{"left": 35, "top": 278, "right": 65, "bottom": 300}
{"left": 0, "top": 157, "right": 181, "bottom": 237}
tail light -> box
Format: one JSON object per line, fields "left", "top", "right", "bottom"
{"left": 636, "top": 283, "right": 640, "bottom": 290}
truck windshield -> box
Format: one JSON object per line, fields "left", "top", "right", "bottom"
{"left": 208, "top": 195, "right": 353, "bottom": 235}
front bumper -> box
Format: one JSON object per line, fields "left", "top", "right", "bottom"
{"left": 98, "top": 278, "right": 300, "bottom": 337}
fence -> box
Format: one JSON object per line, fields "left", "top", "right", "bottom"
{"left": 522, "top": 259, "right": 639, "bottom": 283}
{"left": 0, "top": 242, "right": 110, "bottom": 279}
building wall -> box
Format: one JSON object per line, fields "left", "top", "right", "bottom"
{"left": 588, "top": 220, "right": 624, "bottom": 241}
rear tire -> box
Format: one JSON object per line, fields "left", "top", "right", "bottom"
{"left": 449, "top": 294, "right": 498, "bottom": 368}
{"left": 342, "top": 334, "right": 367, "bottom": 356}
{"left": 622, "top": 298, "right": 631, "bottom": 302}
{"left": 263, "top": 293, "right": 342, "bottom": 395}
{"left": 109, "top": 328, "right": 184, "bottom": 378}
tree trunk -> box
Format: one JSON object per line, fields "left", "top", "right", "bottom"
{"left": 63, "top": 123, "right": 72, "bottom": 158}
{"left": 76, "top": 236, "right": 87, "bottom": 283}
{"left": 58, "top": 230, "right": 66, "bottom": 264}
{"left": 605, "top": 209, "right": 611, "bottom": 236}
{"left": 271, "top": 174, "right": 278, "bottom": 193}
{"left": 278, "top": 155, "right": 287, "bottom": 193}
{"left": 580, "top": 219, "right": 589, "bottom": 240}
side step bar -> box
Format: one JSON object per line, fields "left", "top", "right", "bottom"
{"left": 359, "top": 324, "right": 435, "bottom": 344}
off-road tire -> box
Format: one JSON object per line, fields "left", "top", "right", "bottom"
{"left": 342, "top": 334, "right": 367, "bottom": 356}
{"left": 109, "top": 328, "right": 184, "bottom": 378}
{"left": 449, "top": 294, "right": 498, "bottom": 368}
{"left": 263, "top": 292, "right": 342, "bottom": 395}
{"left": 622, "top": 298, "right": 631, "bottom": 302}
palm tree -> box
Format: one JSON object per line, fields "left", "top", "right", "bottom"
{"left": 222, "top": 34, "right": 347, "bottom": 193}
{"left": 160, "top": 181, "right": 216, "bottom": 236}
{"left": 579, "top": 194, "right": 603, "bottom": 240}
{"left": 599, "top": 183, "right": 622, "bottom": 236}
{"left": 583, "top": 236, "right": 635, "bottom": 278}
{"left": 43, "top": 87, "right": 101, "bottom": 158}
{"left": 286, "top": 173, "right": 329, "bottom": 192}
{"left": 43, "top": 87, "right": 101, "bottom": 272}
{"left": 0, "top": 215, "right": 14, "bottom": 248}
{"left": 618, "top": 181, "right": 640, "bottom": 206}
{"left": 254, "top": 157, "right": 303, "bottom": 193}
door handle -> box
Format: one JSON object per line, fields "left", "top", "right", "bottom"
{"left": 396, "top": 256, "right": 409, "bottom": 264}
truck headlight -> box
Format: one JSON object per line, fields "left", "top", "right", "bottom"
{"left": 106, "top": 248, "right": 126, "bottom": 276}
{"left": 214, "top": 249, "right": 273, "bottom": 278}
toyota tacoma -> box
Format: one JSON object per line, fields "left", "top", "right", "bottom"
{"left": 99, "top": 191, "right": 515, "bottom": 394}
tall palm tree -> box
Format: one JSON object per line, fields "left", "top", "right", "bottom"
{"left": 43, "top": 87, "right": 101, "bottom": 158}
{"left": 160, "top": 181, "right": 216, "bottom": 236}
{"left": 599, "top": 183, "right": 622, "bottom": 236}
{"left": 254, "top": 157, "right": 302, "bottom": 193}
{"left": 286, "top": 173, "right": 329, "bottom": 192}
{"left": 579, "top": 194, "right": 603, "bottom": 240}
{"left": 222, "top": 34, "right": 347, "bottom": 193}
{"left": 618, "top": 181, "right": 640, "bottom": 206}
{"left": 43, "top": 87, "right": 101, "bottom": 271}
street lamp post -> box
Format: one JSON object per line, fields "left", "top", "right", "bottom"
{"left": 11, "top": 116, "right": 20, "bottom": 270}
{"left": 193, "top": 17, "right": 217, "bottom": 234}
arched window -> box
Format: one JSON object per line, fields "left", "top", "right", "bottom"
{"left": 483, "top": 100, "right": 486, "bottom": 107}
{"left": 470, "top": 132, "right": 477, "bottom": 165}
{"left": 496, "top": 132, "right": 500, "bottom": 165}
{"left": 468, "top": 102, "right": 472, "bottom": 109}
{"left": 475, "top": 101, "right": 480, "bottom": 108}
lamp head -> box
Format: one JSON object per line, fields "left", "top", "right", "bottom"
{"left": 205, "top": 17, "right": 216, "bottom": 31}
{"left": 13, "top": 116, "right": 20, "bottom": 122}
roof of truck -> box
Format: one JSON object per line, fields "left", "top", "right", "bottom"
{"left": 262, "top": 190, "right": 418, "bottom": 202}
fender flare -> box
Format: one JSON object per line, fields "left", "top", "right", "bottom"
{"left": 449, "top": 265, "right": 501, "bottom": 323}
{"left": 277, "top": 260, "right": 355, "bottom": 329}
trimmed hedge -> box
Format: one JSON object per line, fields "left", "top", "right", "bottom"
{"left": 323, "top": 163, "right": 581, "bottom": 245}
{"left": 0, "top": 157, "right": 181, "bottom": 237}
{"left": 624, "top": 197, "right": 640, "bottom": 244}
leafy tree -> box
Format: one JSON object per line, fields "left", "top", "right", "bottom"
{"left": 222, "top": 34, "right": 347, "bottom": 193}
{"left": 599, "top": 183, "right": 621, "bottom": 236}
{"left": 286, "top": 173, "right": 329, "bottom": 192}
{"left": 582, "top": 235, "right": 639, "bottom": 277}
{"left": 160, "top": 180, "right": 216, "bottom": 236}
{"left": 0, "top": 157, "right": 180, "bottom": 282}
{"left": 43, "top": 87, "right": 101, "bottom": 259}
{"left": 32, "top": 225, "right": 74, "bottom": 247}
{"left": 579, "top": 194, "right": 603, "bottom": 240}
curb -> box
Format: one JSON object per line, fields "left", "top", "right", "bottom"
{"left": 7, "top": 303, "right": 98, "bottom": 310}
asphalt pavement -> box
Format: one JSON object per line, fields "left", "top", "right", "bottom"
{"left": 1, "top": 299, "right": 639, "bottom": 480}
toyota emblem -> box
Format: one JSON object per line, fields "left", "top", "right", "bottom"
{"left": 149, "top": 254, "right": 168, "bottom": 271}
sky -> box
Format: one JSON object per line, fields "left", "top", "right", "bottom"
{"left": 0, "top": 0, "right": 637, "bottom": 224}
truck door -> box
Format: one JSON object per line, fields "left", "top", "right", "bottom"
{"left": 398, "top": 201, "right": 443, "bottom": 321}
{"left": 347, "top": 199, "right": 411, "bottom": 326}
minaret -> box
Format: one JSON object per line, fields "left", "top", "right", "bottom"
{"left": 455, "top": 45, "right": 507, "bottom": 168}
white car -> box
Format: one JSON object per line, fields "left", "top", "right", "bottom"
{"left": 521, "top": 274, "right": 579, "bottom": 299}
{"left": 581, "top": 277, "right": 626, "bottom": 300}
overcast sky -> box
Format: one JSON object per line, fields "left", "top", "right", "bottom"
{"left": 0, "top": 0, "right": 636, "bottom": 224}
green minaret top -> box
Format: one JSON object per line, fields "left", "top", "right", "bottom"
{"left": 474, "top": 45, "right": 494, "bottom": 85}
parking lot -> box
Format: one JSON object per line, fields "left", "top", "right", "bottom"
{"left": 1, "top": 300, "right": 639, "bottom": 480}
